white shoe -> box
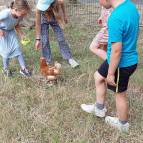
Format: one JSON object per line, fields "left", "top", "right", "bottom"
{"left": 68, "top": 58, "right": 79, "bottom": 68}
{"left": 105, "top": 116, "right": 129, "bottom": 132}
{"left": 81, "top": 103, "right": 107, "bottom": 118}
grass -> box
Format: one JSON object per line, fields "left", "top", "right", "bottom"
{"left": 0, "top": 25, "right": 143, "bottom": 143}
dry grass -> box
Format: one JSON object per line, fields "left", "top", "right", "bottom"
{"left": 0, "top": 25, "right": 143, "bottom": 143}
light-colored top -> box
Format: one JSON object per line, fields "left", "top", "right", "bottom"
{"left": 0, "top": 9, "right": 22, "bottom": 58}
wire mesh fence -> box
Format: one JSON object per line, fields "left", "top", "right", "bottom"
{"left": 66, "top": 1, "right": 100, "bottom": 27}
{"left": 66, "top": 0, "right": 143, "bottom": 46}
{"left": 0, "top": 0, "right": 142, "bottom": 44}
{"left": 66, "top": 0, "right": 143, "bottom": 26}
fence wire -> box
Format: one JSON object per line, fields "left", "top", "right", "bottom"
{"left": 66, "top": 0, "right": 143, "bottom": 45}
{"left": 66, "top": 0, "right": 143, "bottom": 26}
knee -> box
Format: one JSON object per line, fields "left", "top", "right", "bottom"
{"left": 57, "top": 35, "right": 65, "bottom": 42}
{"left": 42, "top": 41, "right": 49, "bottom": 47}
{"left": 58, "top": 39, "right": 67, "bottom": 46}
{"left": 89, "top": 43, "right": 98, "bottom": 52}
{"left": 116, "top": 92, "right": 127, "bottom": 98}
{"left": 89, "top": 44, "right": 94, "bottom": 51}
{"left": 58, "top": 38, "right": 64, "bottom": 43}
{"left": 94, "top": 71, "right": 105, "bottom": 84}
{"left": 56, "top": 30, "right": 65, "bottom": 42}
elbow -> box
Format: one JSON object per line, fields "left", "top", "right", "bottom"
{"left": 112, "top": 48, "right": 121, "bottom": 58}
{"left": 114, "top": 50, "right": 121, "bottom": 58}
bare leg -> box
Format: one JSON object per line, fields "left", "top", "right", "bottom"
{"left": 89, "top": 41, "right": 107, "bottom": 60}
{"left": 94, "top": 71, "right": 107, "bottom": 104}
{"left": 115, "top": 92, "right": 128, "bottom": 121}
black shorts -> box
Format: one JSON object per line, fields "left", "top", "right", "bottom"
{"left": 98, "top": 60, "right": 137, "bottom": 93}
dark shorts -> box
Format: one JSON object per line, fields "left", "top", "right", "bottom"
{"left": 98, "top": 60, "right": 137, "bottom": 93}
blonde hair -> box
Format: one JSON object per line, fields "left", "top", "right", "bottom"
{"left": 10, "top": 0, "right": 30, "bottom": 12}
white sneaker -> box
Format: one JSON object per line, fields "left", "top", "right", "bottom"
{"left": 105, "top": 116, "right": 129, "bottom": 132}
{"left": 68, "top": 58, "right": 79, "bottom": 68}
{"left": 81, "top": 103, "right": 107, "bottom": 118}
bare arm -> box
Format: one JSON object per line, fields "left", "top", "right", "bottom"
{"left": 35, "top": 9, "right": 41, "bottom": 49}
{"left": 35, "top": 9, "right": 41, "bottom": 39}
{"left": 107, "top": 42, "right": 122, "bottom": 86}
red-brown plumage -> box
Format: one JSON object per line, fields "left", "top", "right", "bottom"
{"left": 40, "top": 57, "right": 60, "bottom": 78}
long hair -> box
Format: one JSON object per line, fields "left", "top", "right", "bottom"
{"left": 10, "top": 0, "right": 30, "bottom": 12}
{"left": 45, "top": 0, "right": 65, "bottom": 29}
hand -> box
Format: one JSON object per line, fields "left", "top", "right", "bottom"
{"left": 0, "top": 29, "right": 6, "bottom": 37}
{"left": 107, "top": 74, "right": 116, "bottom": 87}
{"left": 35, "top": 40, "right": 41, "bottom": 50}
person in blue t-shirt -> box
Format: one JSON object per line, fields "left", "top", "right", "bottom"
{"left": 81, "top": 0, "right": 140, "bottom": 132}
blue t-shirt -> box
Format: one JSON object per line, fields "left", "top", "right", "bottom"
{"left": 107, "top": 0, "right": 140, "bottom": 67}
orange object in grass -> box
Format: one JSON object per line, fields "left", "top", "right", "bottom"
{"left": 40, "top": 57, "right": 60, "bottom": 77}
